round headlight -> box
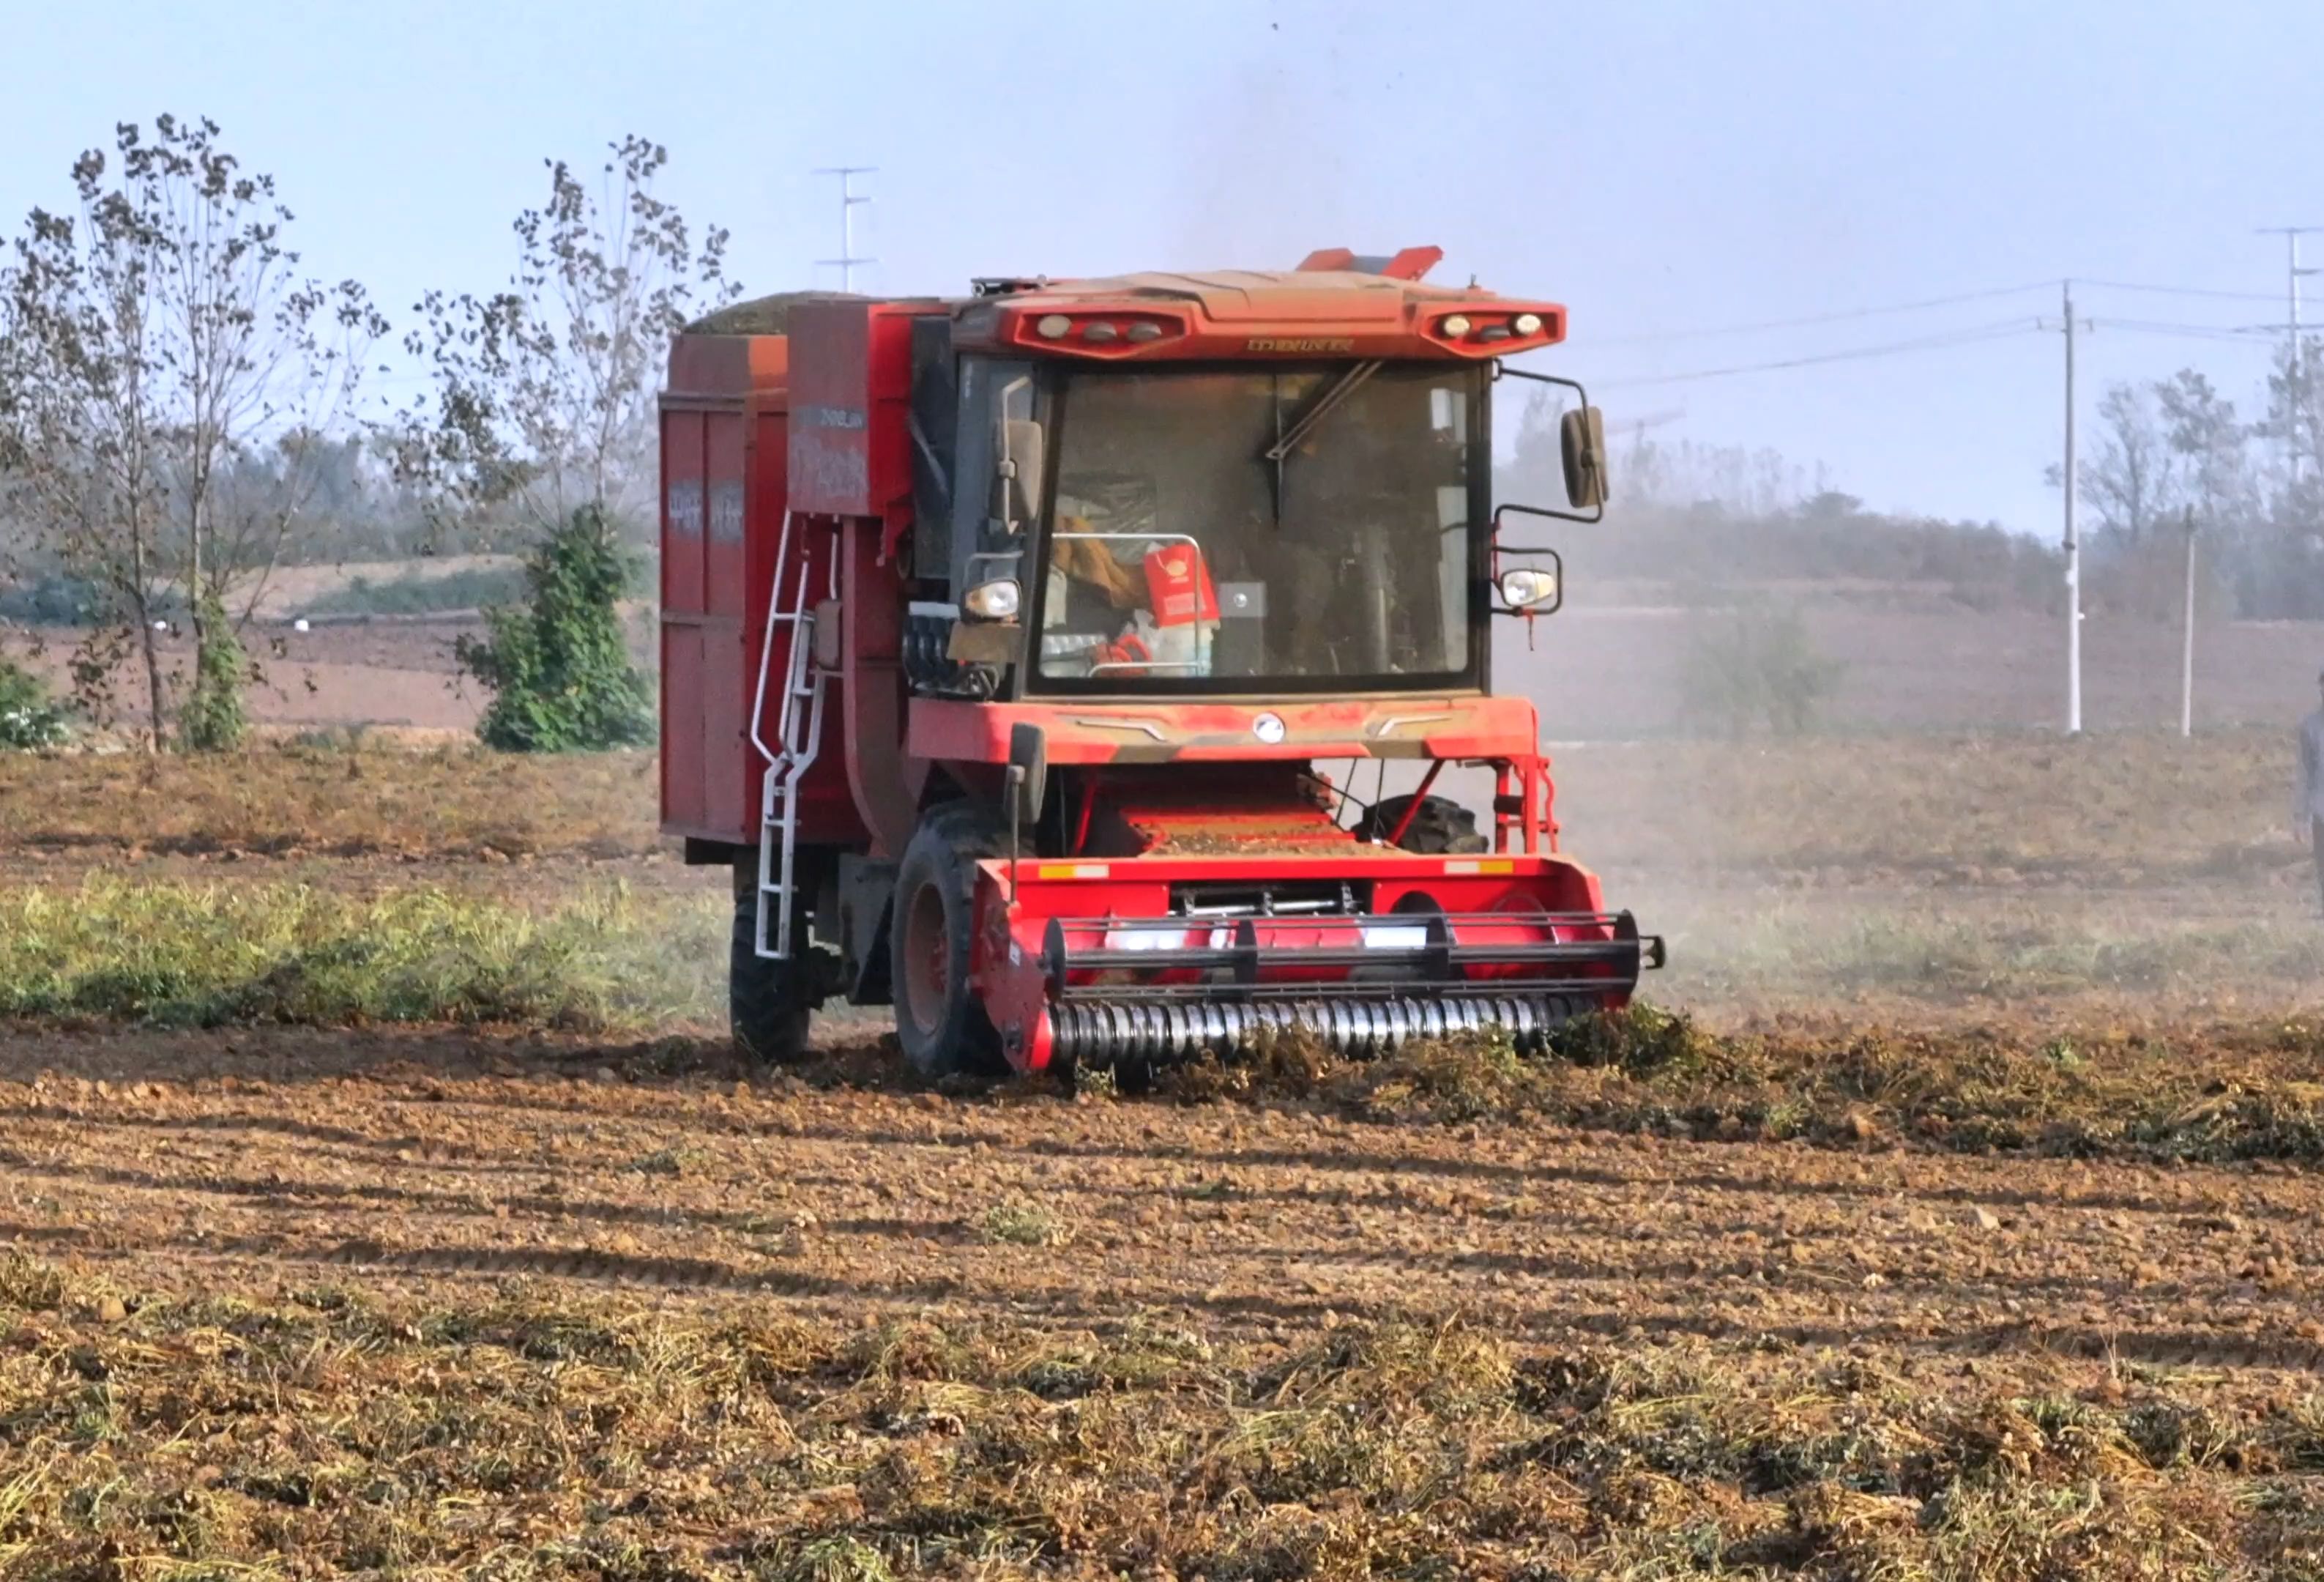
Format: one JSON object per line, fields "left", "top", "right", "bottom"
{"left": 1440, "top": 314, "right": 1472, "bottom": 338}
{"left": 1513, "top": 312, "right": 1544, "bottom": 335}
{"left": 1035, "top": 314, "right": 1071, "bottom": 340}
{"left": 1125, "top": 321, "right": 1164, "bottom": 342}
{"left": 963, "top": 579, "right": 1022, "bottom": 620}
{"left": 1083, "top": 322, "right": 1119, "bottom": 342}
{"left": 1498, "top": 567, "right": 1558, "bottom": 609}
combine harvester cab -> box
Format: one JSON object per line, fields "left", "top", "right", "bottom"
{"left": 658, "top": 250, "right": 1660, "bottom": 1078}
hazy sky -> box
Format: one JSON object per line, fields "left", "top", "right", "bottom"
{"left": 5, "top": 0, "right": 2317, "bottom": 535}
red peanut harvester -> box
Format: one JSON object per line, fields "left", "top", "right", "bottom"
{"left": 658, "top": 247, "right": 1659, "bottom": 1079}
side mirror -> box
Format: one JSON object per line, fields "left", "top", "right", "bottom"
{"left": 990, "top": 374, "right": 1044, "bottom": 533}
{"left": 1008, "top": 721, "right": 1048, "bottom": 825}
{"left": 1002, "top": 417, "right": 1045, "bottom": 524}
{"left": 1560, "top": 406, "right": 1609, "bottom": 510}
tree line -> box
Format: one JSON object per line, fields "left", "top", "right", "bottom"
{"left": 1505, "top": 345, "right": 2324, "bottom": 626}
{"left": 1500, "top": 401, "right": 2067, "bottom": 615}
{"left": 2068, "top": 359, "right": 2324, "bottom": 620}
{"left": 0, "top": 119, "right": 736, "bottom": 750}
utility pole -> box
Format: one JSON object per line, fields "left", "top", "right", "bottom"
{"left": 813, "top": 166, "right": 877, "bottom": 292}
{"left": 2258, "top": 226, "right": 2322, "bottom": 477}
{"left": 2180, "top": 505, "right": 2197, "bottom": 738}
{"left": 2060, "top": 280, "right": 2083, "bottom": 735}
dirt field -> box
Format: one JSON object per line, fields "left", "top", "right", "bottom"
{"left": 4, "top": 551, "right": 637, "bottom": 735}
{"left": 1507, "top": 594, "right": 2324, "bottom": 736}
{"left": 6, "top": 736, "right": 2324, "bottom": 1574}
{"left": 7, "top": 1022, "right": 2324, "bottom": 1575}
{"left": 10, "top": 1017, "right": 2324, "bottom": 1362}
{"left": 13, "top": 555, "right": 2324, "bottom": 740}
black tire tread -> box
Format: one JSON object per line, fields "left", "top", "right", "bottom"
{"left": 1359, "top": 793, "right": 1489, "bottom": 855}
{"left": 730, "top": 859, "right": 810, "bottom": 1063}
{"left": 890, "top": 801, "right": 1008, "bottom": 1078}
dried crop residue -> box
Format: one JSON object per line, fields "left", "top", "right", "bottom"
{"left": 7, "top": 732, "right": 2324, "bottom": 1569}
{"left": 6, "top": 1025, "right": 2324, "bottom": 1574}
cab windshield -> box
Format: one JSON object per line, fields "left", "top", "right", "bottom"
{"left": 1032, "top": 363, "right": 1481, "bottom": 690}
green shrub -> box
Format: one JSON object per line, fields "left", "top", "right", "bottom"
{"left": 0, "top": 659, "right": 70, "bottom": 749}
{"left": 1677, "top": 600, "right": 1845, "bottom": 736}
{"left": 179, "top": 593, "right": 249, "bottom": 752}
{"left": 457, "top": 506, "right": 654, "bottom": 752}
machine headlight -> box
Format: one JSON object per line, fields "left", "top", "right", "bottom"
{"left": 962, "top": 579, "right": 1022, "bottom": 620}
{"left": 1440, "top": 313, "right": 1472, "bottom": 337}
{"left": 1513, "top": 312, "right": 1544, "bottom": 335}
{"left": 1035, "top": 314, "right": 1071, "bottom": 339}
{"left": 1497, "top": 566, "right": 1559, "bottom": 609}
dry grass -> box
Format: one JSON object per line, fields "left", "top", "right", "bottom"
{"left": 0, "top": 1260, "right": 2317, "bottom": 1579}
{"left": 1555, "top": 727, "right": 2300, "bottom": 885}
{"left": 1646, "top": 887, "right": 2324, "bottom": 1014}
{"left": 0, "top": 740, "right": 657, "bottom": 861}
{"left": 0, "top": 727, "right": 2300, "bottom": 882}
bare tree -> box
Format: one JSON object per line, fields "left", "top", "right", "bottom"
{"left": 0, "top": 116, "right": 384, "bottom": 748}
{"left": 392, "top": 135, "right": 739, "bottom": 540}
{"left": 2076, "top": 381, "right": 2180, "bottom": 547}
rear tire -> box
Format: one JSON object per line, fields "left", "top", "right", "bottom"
{"left": 731, "top": 857, "right": 811, "bottom": 1064}
{"left": 1360, "top": 793, "right": 1489, "bottom": 855}
{"left": 890, "top": 802, "right": 1008, "bottom": 1079}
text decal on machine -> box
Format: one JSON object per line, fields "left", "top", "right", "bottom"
{"left": 1245, "top": 337, "right": 1355, "bottom": 353}
{"left": 797, "top": 405, "right": 867, "bottom": 430}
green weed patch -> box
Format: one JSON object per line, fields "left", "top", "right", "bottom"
{"left": 0, "top": 878, "right": 721, "bottom": 1030}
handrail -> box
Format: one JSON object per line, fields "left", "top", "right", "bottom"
{"left": 746, "top": 509, "right": 796, "bottom": 768}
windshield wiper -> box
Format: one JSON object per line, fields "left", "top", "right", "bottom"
{"left": 1263, "top": 359, "right": 1382, "bottom": 521}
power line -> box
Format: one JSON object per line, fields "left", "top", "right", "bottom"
{"left": 2072, "top": 277, "right": 2287, "bottom": 304}
{"left": 2086, "top": 317, "right": 2280, "bottom": 343}
{"left": 1586, "top": 276, "right": 2293, "bottom": 350}
{"left": 1595, "top": 319, "right": 2041, "bottom": 388}
{"left": 1587, "top": 282, "right": 2052, "bottom": 346}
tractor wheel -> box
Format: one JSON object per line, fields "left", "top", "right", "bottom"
{"left": 890, "top": 802, "right": 1007, "bottom": 1079}
{"left": 730, "top": 856, "right": 811, "bottom": 1064}
{"left": 1360, "top": 793, "right": 1489, "bottom": 855}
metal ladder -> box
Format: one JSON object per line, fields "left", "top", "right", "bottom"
{"left": 748, "top": 511, "right": 833, "bottom": 961}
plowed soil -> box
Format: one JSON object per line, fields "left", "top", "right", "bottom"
{"left": 9, "top": 1025, "right": 2320, "bottom": 1382}
{"left": 9, "top": 736, "right": 2324, "bottom": 1571}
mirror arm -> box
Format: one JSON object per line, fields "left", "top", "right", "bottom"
{"left": 1492, "top": 360, "right": 1593, "bottom": 400}
{"left": 1491, "top": 362, "right": 1607, "bottom": 524}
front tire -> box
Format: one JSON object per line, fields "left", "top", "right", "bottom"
{"left": 731, "top": 856, "right": 811, "bottom": 1063}
{"left": 890, "top": 802, "right": 1006, "bottom": 1078}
